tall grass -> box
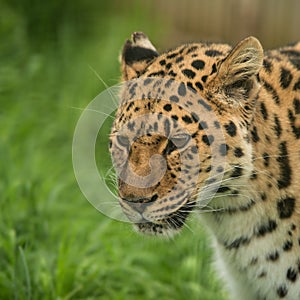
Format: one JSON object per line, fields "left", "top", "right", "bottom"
{"left": 0, "top": 1, "right": 225, "bottom": 299}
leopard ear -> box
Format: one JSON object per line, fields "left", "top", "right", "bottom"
{"left": 218, "top": 36, "right": 263, "bottom": 84}
{"left": 211, "top": 37, "right": 264, "bottom": 106}
{"left": 121, "top": 32, "right": 159, "bottom": 81}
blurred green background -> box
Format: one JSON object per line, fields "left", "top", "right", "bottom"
{"left": 0, "top": 0, "right": 299, "bottom": 299}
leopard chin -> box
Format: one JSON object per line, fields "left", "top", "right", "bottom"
{"left": 131, "top": 202, "right": 194, "bottom": 238}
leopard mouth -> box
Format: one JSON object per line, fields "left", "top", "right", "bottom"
{"left": 131, "top": 201, "right": 194, "bottom": 237}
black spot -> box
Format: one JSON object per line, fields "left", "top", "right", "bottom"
{"left": 165, "top": 78, "right": 174, "bottom": 88}
{"left": 293, "top": 98, "right": 300, "bottom": 114}
{"left": 263, "top": 153, "right": 269, "bottom": 167}
{"left": 290, "top": 58, "right": 300, "bottom": 70}
{"left": 258, "top": 271, "right": 266, "bottom": 278}
{"left": 205, "top": 165, "right": 212, "bottom": 173}
{"left": 276, "top": 142, "right": 292, "bottom": 189}
{"left": 256, "top": 219, "right": 277, "bottom": 237}
{"left": 283, "top": 240, "right": 293, "bottom": 251}
{"left": 186, "top": 46, "right": 198, "bottom": 54}
{"left": 205, "top": 49, "right": 223, "bottom": 57}
{"left": 263, "top": 81, "right": 280, "bottom": 104}
{"left": 217, "top": 186, "right": 230, "bottom": 193}
{"left": 148, "top": 70, "right": 165, "bottom": 77}
{"left": 168, "top": 70, "right": 177, "bottom": 77}
{"left": 165, "top": 63, "right": 172, "bottom": 70}
{"left": 197, "top": 99, "right": 212, "bottom": 111}
{"left": 280, "top": 49, "right": 300, "bottom": 56}
{"left": 280, "top": 50, "right": 300, "bottom": 70}
{"left": 129, "top": 82, "right": 138, "bottom": 97}
{"left": 260, "top": 192, "right": 267, "bottom": 201}
{"left": 288, "top": 109, "right": 300, "bottom": 139}
{"left": 166, "top": 52, "right": 178, "bottom": 59}
{"left": 219, "top": 143, "right": 230, "bottom": 156}
{"left": 202, "top": 134, "right": 214, "bottom": 146}
{"left": 126, "top": 102, "right": 135, "bottom": 112}
{"left": 211, "top": 63, "right": 217, "bottom": 74}
{"left": 206, "top": 177, "right": 216, "bottom": 184}
{"left": 293, "top": 78, "right": 300, "bottom": 91}
{"left": 143, "top": 78, "right": 153, "bottom": 86}
{"left": 231, "top": 166, "right": 243, "bottom": 178}
{"left": 198, "top": 121, "right": 208, "bottom": 130}
{"left": 195, "top": 81, "right": 204, "bottom": 91}
{"left": 201, "top": 75, "right": 208, "bottom": 82}
{"left": 280, "top": 67, "right": 293, "bottom": 89}
{"left": 250, "top": 257, "right": 258, "bottom": 265}
{"left": 224, "top": 236, "right": 250, "bottom": 250}
{"left": 216, "top": 166, "right": 224, "bottom": 173}
{"left": 250, "top": 171, "right": 257, "bottom": 180}
{"left": 260, "top": 102, "right": 268, "bottom": 120}
{"left": 224, "top": 121, "right": 237, "bottom": 137}
{"left": 251, "top": 126, "right": 260, "bottom": 142}
{"left": 191, "top": 59, "right": 205, "bottom": 70}
{"left": 127, "top": 121, "right": 135, "bottom": 132}
{"left": 277, "top": 285, "right": 288, "bottom": 298}
{"left": 176, "top": 56, "right": 184, "bottom": 63}
{"left": 159, "top": 59, "right": 166, "bottom": 66}
{"left": 287, "top": 268, "right": 297, "bottom": 282}
{"left": 191, "top": 146, "right": 198, "bottom": 154}
{"left": 273, "top": 114, "right": 282, "bottom": 137}
{"left": 182, "top": 115, "right": 193, "bottom": 124}
{"left": 178, "top": 83, "right": 186, "bottom": 96}
{"left": 182, "top": 69, "right": 196, "bottom": 79}
{"left": 263, "top": 59, "right": 273, "bottom": 73}
{"left": 277, "top": 197, "right": 295, "bottom": 219}
{"left": 164, "top": 119, "right": 171, "bottom": 137}
{"left": 214, "top": 121, "right": 220, "bottom": 128}
{"left": 163, "top": 140, "right": 177, "bottom": 155}
{"left": 191, "top": 112, "right": 199, "bottom": 122}
{"left": 170, "top": 95, "right": 179, "bottom": 103}
{"left": 163, "top": 104, "right": 172, "bottom": 112}
{"left": 266, "top": 250, "right": 279, "bottom": 261}
{"left": 234, "top": 147, "right": 244, "bottom": 157}
{"left": 186, "top": 82, "right": 196, "bottom": 93}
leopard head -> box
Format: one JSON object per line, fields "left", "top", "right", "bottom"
{"left": 109, "top": 32, "right": 263, "bottom": 237}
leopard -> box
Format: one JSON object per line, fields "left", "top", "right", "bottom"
{"left": 109, "top": 31, "right": 300, "bottom": 300}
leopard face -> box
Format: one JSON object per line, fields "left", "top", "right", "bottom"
{"left": 110, "top": 32, "right": 263, "bottom": 236}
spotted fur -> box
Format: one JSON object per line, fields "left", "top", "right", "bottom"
{"left": 110, "top": 32, "right": 300, "bottom": 300}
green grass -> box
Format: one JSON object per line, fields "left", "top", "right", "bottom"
{"left": 0, "top": 2, "right": 226, "bottom": 299}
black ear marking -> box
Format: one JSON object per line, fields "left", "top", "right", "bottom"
{"left": 122, "top": 43, "right": 159, "bottom": 65}
{"left": 122, "top": 32, "right": 158, "bottom": 65}
{"left": 121, "top": 32, "right": 159, "bottom": 80}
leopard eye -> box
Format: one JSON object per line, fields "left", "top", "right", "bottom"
{"left": 171, "top": 133, "right": 191, "bottom": 149}
{"left": 116, "top": 135, "right": 130, "bottom": 148}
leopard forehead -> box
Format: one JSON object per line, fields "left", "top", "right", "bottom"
{"left": 143, "top": 42, "right": 231, "bottom": 92}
